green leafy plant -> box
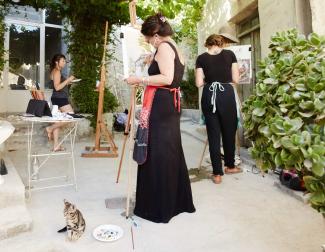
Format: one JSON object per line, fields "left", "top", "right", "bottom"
{"left": 180, "top": 68, "right": 198, "bottom": 109}
{"left": 242, "top": 29, "right": 325, "bottom": 214}
{"left": 137, "top": 0, "right": 205, "bottom": 41}
{"left": 0, "top": 2, "right": 7, "bottom": 79}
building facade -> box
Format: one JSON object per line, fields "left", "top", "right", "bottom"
{"left": 197, "top": 0, "right": 324, "bottom": 145}
{"left": 198, "top": 0, "right": 324, "bottom": 102}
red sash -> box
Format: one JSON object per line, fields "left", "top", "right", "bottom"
{"left": 133, "top": 85, "right": 181, "bottom": 165}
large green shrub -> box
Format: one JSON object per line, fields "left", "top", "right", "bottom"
{"left": 180, "top": 68, "right": 199, "bottom": 109}
{"left": 0, "top": 2, "right": 6, "bottom": 79}
{"left": 242, "top": 30, "right": 325, "bottom": 214}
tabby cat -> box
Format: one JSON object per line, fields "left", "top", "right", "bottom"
{"left": 57, "top": 199, "right": 86, "bottom": 241}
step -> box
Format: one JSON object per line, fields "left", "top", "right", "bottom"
{"left": 274, "top": 181, "right": 310, "bottom": 204}
{"left": 0, "top": 158, "right": 25, "bottom": 209}
{"left": 180, "top": 120, "right": 206, "bottom": 143}
{"left": 0, "top": 205, "right": 32, "bottom": 240}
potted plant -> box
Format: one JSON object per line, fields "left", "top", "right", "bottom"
{"left": 242, "top": 29, "right": 325, "bottom": 215}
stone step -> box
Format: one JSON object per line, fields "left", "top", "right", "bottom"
{"left": 180, "top": 120, "right": 206, "bottom": 143}
{"left": 0, "top": 158, "right": 26, "bottom": 209}
{"left": 6, "top": 135, "right": 46, "bottom": 151}
{"left": 0, "top": 205, "right": 32, "bottom": 241}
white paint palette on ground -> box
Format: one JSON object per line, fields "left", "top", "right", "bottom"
{"left": 92, "top": 224, "right": 123, "bottom": 242}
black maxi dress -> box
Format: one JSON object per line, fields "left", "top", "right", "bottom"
{"left": 133, "top": 42, "right": 196, "bottom": 223}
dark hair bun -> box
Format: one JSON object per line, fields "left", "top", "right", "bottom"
{"left": 141, "top": 13, "right": 173, "bottom": 37}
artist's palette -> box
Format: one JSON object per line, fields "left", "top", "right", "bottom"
{"left": 93, "top": 224, "right": 123, "bottom": 242}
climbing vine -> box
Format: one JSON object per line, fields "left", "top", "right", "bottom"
{"left": 138, "top": 0, "right": 206, "bottom": 41}
{"left": 0, "top": 1, "right": 6, "bottom": 81}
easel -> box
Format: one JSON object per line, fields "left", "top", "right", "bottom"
{"left": 82, "top": 21, "right": 118, "bottom": 158}
{"left": 114, "top": 1, "right": 140, "bottom": 219}
{"left": 116, "top": 0, "right": 138, "bottom": 184}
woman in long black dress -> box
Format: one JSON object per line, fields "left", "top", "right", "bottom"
{"left": 125, "top": 13, "right": 195, "bottom": 223}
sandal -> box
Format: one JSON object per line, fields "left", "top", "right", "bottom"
{"left": 53, "top": 146, "right": 66, "bottom": 152}
{"left": 211, "top": 175, "right": 222, "bottom": 184}
{"left": 224, "top": 167, "right": 243, "bottom": 174}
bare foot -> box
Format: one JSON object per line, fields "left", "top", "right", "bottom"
{"left": 53, "top": 145, "right": 66, "bottom": 152}
{"left": 211, "top": 175, "right": 222, "bottom": 184}
{"left": 224, "top": 167, "right": 243, "bottom": 174}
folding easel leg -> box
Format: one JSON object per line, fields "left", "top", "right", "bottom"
{"left": 126, "top": 87, "right": 136, "bottom": 218}
{"left": 116, "top": 101, "right": 133, "bottom": 183}
{"left": 198, "top": 139, "right": 208, "bottom": 169}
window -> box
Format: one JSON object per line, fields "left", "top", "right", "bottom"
{"left": 8, "top": 24, "right": 40, "bottom": 89}
{"left": 3, "top": 5, "right": 67, "bottom": 90}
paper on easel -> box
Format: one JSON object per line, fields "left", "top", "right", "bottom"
{"left": 228, "top": 45, "right": 252, "bottom": 84}
{"left": 121, "top": 25, "right": 153, "bottom": 79}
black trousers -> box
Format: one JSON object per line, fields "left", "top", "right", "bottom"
{"left": 201, "top": 83, "right": 237, "bottom": 176}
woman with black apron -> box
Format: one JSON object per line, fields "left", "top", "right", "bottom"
{"left": 195, "top": 33, "right": 241, "bottom": 184}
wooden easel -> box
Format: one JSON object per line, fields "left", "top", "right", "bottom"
{"left": 116, "top": 0, "right": 138, "bottom": 183}
{"left": 113, "top": 0, "right": 141, "bottom": 219}
{"left": 82, "top": 21, "right": 118, "bottom": 158}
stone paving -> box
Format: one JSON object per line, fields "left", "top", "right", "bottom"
{"left": 0, "top": 119, "right": 324, "bottom": 252}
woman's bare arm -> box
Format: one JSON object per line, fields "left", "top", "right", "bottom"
{"left": 53, "top": 70, "right": 74, "bottom": 91}
{"left": 195, "top": 68, "right": 205, "bottom": 88}
{"left": 231, "top": 62, "right": 239, "bottom": 84}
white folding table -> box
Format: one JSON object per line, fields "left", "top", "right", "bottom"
{"left": 21, "top": 116, "right": 80, "bottom": 198}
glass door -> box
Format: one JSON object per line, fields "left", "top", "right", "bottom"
{"left": 8, "top": 23, "right": 40, "bottom": 90}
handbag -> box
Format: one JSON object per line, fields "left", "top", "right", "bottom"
{"left": 280, "top": 169, "right": 306, "bottom": 191}
{"left": 26, "top": 99, "right": 52, "bottom": 117}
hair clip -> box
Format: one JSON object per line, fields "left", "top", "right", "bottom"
{"left": 159, "top": 16, "right": 166, "bottom": 23}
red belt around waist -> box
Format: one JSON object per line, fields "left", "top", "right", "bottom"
{"left": 150, "top": 86, "right": 181, "bottom": 113}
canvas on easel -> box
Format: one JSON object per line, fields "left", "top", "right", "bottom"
{"left": 81, "top": 21, "right": 118, "bottom": 158}
{"left": 116, "top": 19, "right": 154, "bottom": 183}
{"left": 114, "top": 0, "right": 151, "bottom": 218}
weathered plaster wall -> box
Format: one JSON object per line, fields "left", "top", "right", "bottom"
{"left": 309, "top": 0, "right": 325, "bottom": 35}
{"left": 0, "top": 89, "right": 52, "bottom": 113}
{"left": 197, "top": 0, "right": 238, "bottom": 55}
{"left": 258, "top": 0, "right": 297, "bottom": 58}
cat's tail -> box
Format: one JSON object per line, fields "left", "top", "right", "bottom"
{"left": 57, "top": 226, "right": 67, "bottom": 233}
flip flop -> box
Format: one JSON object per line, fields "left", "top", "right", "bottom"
{"left": 224, "top": 167, "right": 243, "bottom": 174}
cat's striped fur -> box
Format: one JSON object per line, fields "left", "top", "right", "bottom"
{"left": 58, "top": 199, "right": 86, "bottom": 241}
